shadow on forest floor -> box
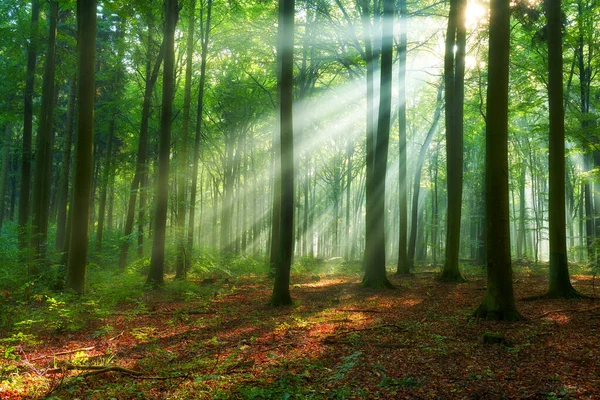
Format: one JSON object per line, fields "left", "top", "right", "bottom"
{"left": 1, "top": 266, "right": 599, "bottom": 399}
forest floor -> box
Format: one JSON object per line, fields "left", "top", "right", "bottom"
{"left": 1, "top": 262, "right": 600, "bottom": 399}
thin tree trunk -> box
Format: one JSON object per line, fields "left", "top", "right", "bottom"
{"left": 408, "top": 86, "right": 443, "bottom": 269}
{"left": 118, "top": 35, "right": 164, "bottom": 269}
{"left": 31, "top": 1, "right": 58, "bottom": 271}
{"left": 56, "top": 78, "right": 76, "bottom": 251}
{"left": 19, "top": 0, "right": 41, "bottom": 266}
{"left": 176, "top": 0, "right": 196, "bottom": 279}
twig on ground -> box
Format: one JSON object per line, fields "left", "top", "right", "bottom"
{"left": 337, "top": 309, "right": 384, "bottom": 313}
{"left": 45, "top": 363, "right": 189, "bottom": 380}
{"left": 32, "top": 346, "right": 95, "bottom": 361}
{"left": 534, "top": 305, "right": 600, "bottom": 319}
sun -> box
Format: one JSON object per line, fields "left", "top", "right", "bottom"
{"left": 465, "top": 0, "right": 487, "bottom": 28}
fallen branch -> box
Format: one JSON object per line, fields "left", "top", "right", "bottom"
{"left": 32, "top": 347, "right": 95, "bottom": 361}
{"left": 45, "top": 363, "right": 189, "bottom": 380}
{"left": 534, "top": 305, "right": 600, "bottom": 319}
{"left": 337, "top": 309, "right": 384, "bottom": 313}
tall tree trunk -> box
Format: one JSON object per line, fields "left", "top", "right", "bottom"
{"left": 270, "top": 0, "right": 295, "bottom": 306}
{"left": 65, "top": 0, "right": 96, "bottom": 295}
{"left": 95, "top": 116, "right": 115, "bottom": 251}
{"left": 362, "top": 0, "right": 394, "bottom": 289}
{"left": 0, "top": 126, "right": 11, "bottom": 232}
{"left": 147, "top": 0, "right": 179, "bottom": 286}
{"left": 118, "top": 35, "right": 164, "bottom": 269}
{"left": 19, "top": 0, "right": 40, "bottom": 266}
{"left": 396, "top": 0, "right": 409, "bottom": 274}
{"left": 544, "top": 0, "right": 582, "bottom": 298}
{"left": 441, "top": 0, "right": 466, "bottom": 282}
{"left": 408, "top": 86, "right": 443, "bottom": 270}
{"left": 176, "top": 0, "right": 196, "bottom": 279}
{"left": 473, "top": 0, "right": 523, "bottom": 320}
{"left": 31, "top": 0, "right": 58, "bottom": 271}
{"left": 188, "top": 0, "right": 212, "bottom": 251}
{"left": 56, "top": 78, "right": 76, "bottom": 251}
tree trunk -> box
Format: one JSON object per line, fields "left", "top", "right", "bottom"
{"left": 473, "top": 0, "right": 523, "bottom": 320}
{"left": 441, "top": 0, "right": 466, "bottom": 282}
{"left": 188, "top": 0, "right": 212, "bottom": 251}
{"left": 118, "top": 34, "right": 164, "bottom": 269}
{"left": 31, "top": 0, "right": 58, "bottom": 271}
{"left": 56, "top": 78, "right": 76, "bottom": 251}
{"left": 176, "top": 0, "right": 196, "bottom": 279}
{"left": 0, "top": 126, "right": 11, "bottom": 232}
{"left": 147, "top": 0, "right": 179, "bottom": 286}
{"left": 544, "top": 0, "right": 581, "bottom": 298}
{"left": 19, "top": 0, "right": 40, "bottom": 266}
{"left": 408, "top": 86, "right": 443, "bottom": 270}
{"left": 362, "top": 0, "right": 394, "bottom": 289}
{"left": 65, "top": 0, "right": 96, "bottom": 295}
{"left": 270, "top": 0, "right": 295, "bottom": 306}
{"left": 396, "top": 0, "right": 409, "bottom": 274}
{"left": 95, "top": 116, "right": 115, "bottom": 252}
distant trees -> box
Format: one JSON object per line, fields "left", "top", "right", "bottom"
{"left": 0, "top": 0, "right": 597, "bottom": 307}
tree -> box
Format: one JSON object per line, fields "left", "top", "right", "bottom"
{"left": 270, "top": 0, "right": 295, "bottom": 306}
{"left": 118, "top": 20, "right": 164, "bottom": 270}
{"left": 473, "top": 0, "right": 523, "bottom": 321}
{"left": 396, "top": 0, "right": 409, "bottom": 275}
{"left": 175, "top": 0, "right": 196, "bottom": 279}
{"left": 30, "top": 0, "right": 58, "bottom": 271}
{"left": 407, "top": 85, "right": 443, "bottom": 270}
{"left": 147, "top": 0, "right": 179, "bottom": 286}
{"left": 362, "top": 0, "right": 394, "bottom": 289}
{"left": 188, "top": 0, "right": 213, "bottom": 250}
{"left": 65, "top": 0, "right": 97, "bottom": 295}
{"left": 543, "top": 0, "right": 583, "bottom": 298}
{"left": 19, "top": 0, "right": 40, "bottom": 265}
{"left": 441, "top": 0, "right": 467, "bottom": 282}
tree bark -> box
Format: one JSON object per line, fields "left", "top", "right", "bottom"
{"left": 544, "top": 0, "right": 582, "bottom": 298}
{"left": 147, "top": 0, "right": 179, "bottom": 286}
{"left": 473, "top": 0, "right": 523, "bottom": 320}
{"left": 65, "top": 0, "right": 96, "bottom": 295}
{"left": 19, "top": 0, "right": 40, "bottom": 266}
{"left": 56, "top": 78, "right": 76, "bottom": 251}
{"left": 270, "top": 0, "right": 295, "bottom": 306}
{"left": 176, "top": 0, "right": 196, "bottom": 279}
{"left": 31, "top": 0, "right": 58, "bottom": 271}
{"left": 396, "top": 0, "right": 409, "bottom": 275}
{"left": 188, "top": 0, "right": 213, "bottom": 251}
{"left": 362, "top": 0, "right": 394, "bottom": 289}
{"left": 441, "top": 0, "right": 466, "bottom": 282}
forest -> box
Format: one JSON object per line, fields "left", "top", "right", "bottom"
{"left": 0, "top": 0, "right": 599, "bottom": 398}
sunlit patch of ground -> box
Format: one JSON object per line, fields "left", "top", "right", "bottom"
{"left": 1, "top": 270, "right": 600, "bottom": 399}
